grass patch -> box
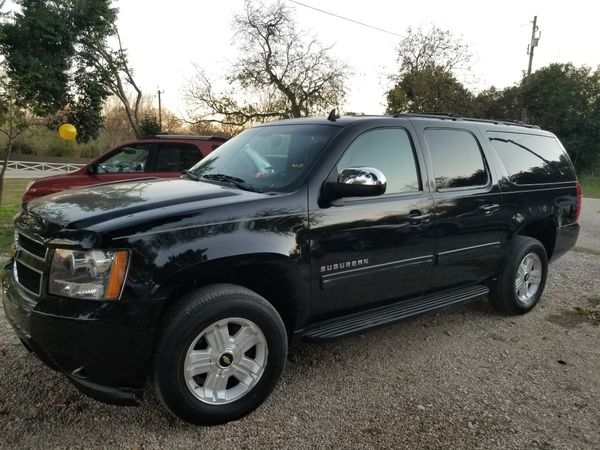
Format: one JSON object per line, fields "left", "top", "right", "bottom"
{"left": 573, "top": 246, "right": 600, "bottom": 257}
{"left": 0, "top": 178, "right": 31, "bottom": 255}
{"left": 588, "top": 297, "right": 600, "bottom": 307}
{"left": 574, "top": 306, "right": 600, "bottom": 326}
{"left": 580, "top": 176, "right": 600, "bottom": 199}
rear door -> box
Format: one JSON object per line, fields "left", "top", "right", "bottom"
{"left": 416, "top": 125, "right": 504, "bottom": 290}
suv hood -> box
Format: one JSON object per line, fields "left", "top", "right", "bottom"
{"left": 25, "top": 178, "right": 262, "bottom": 229}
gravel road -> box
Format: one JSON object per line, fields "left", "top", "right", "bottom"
{"left": 1, "top": 205, "right": 599, "bottom": 449}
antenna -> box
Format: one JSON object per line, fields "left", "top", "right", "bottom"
{"left": 327, "top": 109, "right": 338, "bottom": 122}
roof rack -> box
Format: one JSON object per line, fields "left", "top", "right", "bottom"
{"left": 392, "top": 112, "right": 540, "bottom": 129}
{"left": 140, "top": 135, "right": 228, "bottom": 141}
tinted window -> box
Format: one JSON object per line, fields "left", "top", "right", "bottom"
{"left": 487, "top": 131, "right": 576, "bottom": 184}
{"left": 155, "top": 144, "right": 201, "bottom": 172}
{"left": 190, "top": 125, "right": 338, "bottom": 192}
{"left": 425, "top": 129, "right": 488, "bottom": 190}
{"left": 337, "top": 128, "right": 420, "bottom": 194}
{"left": 97, "top": 144, "right": 153, "bottom": 173}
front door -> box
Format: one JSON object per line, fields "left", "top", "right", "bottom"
{"left": 309, "top": 127, "right": 435, "bottom": 316}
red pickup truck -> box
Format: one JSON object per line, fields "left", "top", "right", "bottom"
{"left": 22, "top": 135, "right": 227, "bottom": 202}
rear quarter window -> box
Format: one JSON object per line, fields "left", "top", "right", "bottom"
{"left": 487, "top": 131, "right": 576, "bottom": 184}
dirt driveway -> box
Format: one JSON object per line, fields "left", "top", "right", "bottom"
{"left": 1, "top": 202, "right": 599, "bottom": 449}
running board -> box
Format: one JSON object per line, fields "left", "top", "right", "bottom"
{"left": 301, "top": 285, "right": 489, "bottom": 341}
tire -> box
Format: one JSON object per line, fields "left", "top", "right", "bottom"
{"left": 153, "top": 283, "right": 287, "bottom": 425}
{"left": 489, "top": 236, "right": 548, "bottom": 314}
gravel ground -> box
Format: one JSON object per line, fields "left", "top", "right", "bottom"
{"left": 1, "top": 207, "right": 599, "bottom": 449}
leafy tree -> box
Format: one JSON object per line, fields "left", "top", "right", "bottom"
{"left": 0, "top": 0, "right": 143, "bottom": 140}
{"left": 185, "top": 0, "right": 348, "bottom": 126}
{"left": 139, "top": 114, "right": 161, "bottom": 136}
{"left": 523, "top": 63, "right": 600, "bottom": 170}
{"left": 386, "top": 65, "right": 473, "bottom": 114}
{"left": 472, "top": 86, "right": 522, "bottom": 121}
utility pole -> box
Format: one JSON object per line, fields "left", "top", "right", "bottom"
{"left": 521, "top": 16, "right": 540, "bottom": 122}
{"left": 157, "top": 87, "right": 165, "bottom": 132}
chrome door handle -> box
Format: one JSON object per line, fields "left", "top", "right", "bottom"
{"left": 408, "top": 211, "right": 431, "bottom": 223}
{"left": 480, "top": 204, "right": 500, "bottom": 215}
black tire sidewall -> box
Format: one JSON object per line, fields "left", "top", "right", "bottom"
{"left": 155, "top": 291, "right": 287, "bottom": 425}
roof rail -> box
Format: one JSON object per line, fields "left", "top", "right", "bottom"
{"left": 140, "top": 135, "right": 228, "bottom": 141}
{"left": 392, "top": 112, "right": 540, "bottom": 129}
{"left": 393, "top": 112, "right": 462, "bottom": 120}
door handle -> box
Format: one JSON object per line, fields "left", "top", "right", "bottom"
{"left": 408, "top": 210, "right": 431, "bottom": 224}
{"left": 480, "top": 204, "right": 500, "bottom": 215}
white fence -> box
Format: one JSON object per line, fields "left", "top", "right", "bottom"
{"left": 3, "top": 160, "right": 85, "bottom": 173}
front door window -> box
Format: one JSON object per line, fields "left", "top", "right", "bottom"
{"left": 97, "top": 144, "right": 153, "bottom": 173}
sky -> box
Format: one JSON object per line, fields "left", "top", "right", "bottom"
{"left": 115, "top": 0, "right": 600, "bottom": 118}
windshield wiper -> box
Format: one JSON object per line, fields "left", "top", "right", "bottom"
{"left": 182, "top": 170, "right": 200, "bottom": 181}
{"left": 200, "top": 173, "right": 260, "bottom": 193}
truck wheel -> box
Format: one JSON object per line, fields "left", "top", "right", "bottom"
{"left": 153, "top": 284, "right": 287, "bottom": 425}
{"left": 489, "top": 236, "right": 548, "bottom": 314}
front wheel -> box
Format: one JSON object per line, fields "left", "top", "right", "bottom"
{"left": 153, "top": 284, "right": 287, "bottom": 425}
{"left": 489, "top": 236, "right": 548, "bottom": 314}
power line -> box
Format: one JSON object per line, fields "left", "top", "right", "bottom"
{"left": 287, "top": 0, "right": 405, "bottom": 39}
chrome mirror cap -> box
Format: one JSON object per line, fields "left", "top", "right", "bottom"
{"left": 338, "top": 167, "right": 387, "bottom": 189}
{"left": 324, "top": 167, "right": 387, "bottom": 200}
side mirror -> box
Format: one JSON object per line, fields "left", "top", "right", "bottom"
{"left": 325, "top": 167, "right": 387, "bottom": 200}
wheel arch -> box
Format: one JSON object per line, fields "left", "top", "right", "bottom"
{"left": 513, "top": 216, "right": 557, "bottom": 259}
{"left": 156, "top": 254, "right": 307, "bottom": 334}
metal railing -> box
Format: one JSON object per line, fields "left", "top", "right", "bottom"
{"left": 2, "top": 160, "right": 85, "bottom": 173}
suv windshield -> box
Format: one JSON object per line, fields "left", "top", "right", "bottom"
{"left": 188, "top": 124, "right": 338, "bottom": 192}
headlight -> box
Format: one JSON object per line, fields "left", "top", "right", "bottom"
{"left": 49, "top": 249, "right": 129, "bottom": 300}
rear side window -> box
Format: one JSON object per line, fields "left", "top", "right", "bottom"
{"left": 424, "top": 129, "right": 488, "bottom": 190}
{"left": 337, "top": 128, "right": 420, "bottom": 194}
{"left": 487, "top": 132, "right": 576, "bottom": 184}
{"left": 155, "top": 144, "right": 201, "bottom": 172}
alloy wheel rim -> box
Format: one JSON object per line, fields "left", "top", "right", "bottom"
{"left": 183, "top": 317, "right": 268, "bottom": 405}
{"left": 515, "top": 252, "right": 542, "bottom": 306}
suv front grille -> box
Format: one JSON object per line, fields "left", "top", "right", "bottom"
{"left": 17, "top": 232, "right": 47, "bottom": 259}
{"left": 14, "top": 231, "right": 47, "bottom": 296}
{"left": 15, "top": 261, "right": 42, "bottom": 296}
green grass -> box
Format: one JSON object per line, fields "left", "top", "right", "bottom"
{"left": 0, "top": 178, "right": 31, "bottom": 255}
{"left": 580, "top": 176, "right": 600, "bottom": 199}
{"left": 573, "top": 246, "right": 600, "bottom": 257}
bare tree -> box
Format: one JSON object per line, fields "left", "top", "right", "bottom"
{"left": 82, "top": 31, "right": 144, "bottom": 137}
{"left": 0, "top": 77, "right": 30, "bottom": 203}
{"left": 386, "top": 26, "right": 474, "bottom": 115}
{"left": 394, "top": 26, "right": 472, "bottom": 78}
{"left": 185, "top": 0, "right": 349, "bottom": 126}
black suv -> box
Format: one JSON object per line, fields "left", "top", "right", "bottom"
{"left": 3, "top": 114, "right": 581, "bottom": 425}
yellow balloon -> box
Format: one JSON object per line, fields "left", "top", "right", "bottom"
{"left": 58, "top": 123, "right": 77, "bottom": 141}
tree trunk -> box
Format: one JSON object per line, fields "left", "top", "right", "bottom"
{"left": 0, "top": 138, "right": 13, "bottom": 205}
{"left": 124, "top": 103, "right": 143, "bottom": 138}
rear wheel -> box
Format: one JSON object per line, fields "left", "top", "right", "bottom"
{"left": 153, "top": 284, "right": 287, "bottom": 425}
{"left": 489, "top": 236, "right": 548, "bottom": 314}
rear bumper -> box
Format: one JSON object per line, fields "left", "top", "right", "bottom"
{"left": 2, "top": 261, "right": 163, "bottom": 406}
{"left": 551, "top": 223, "right": 580, "bottom": 262}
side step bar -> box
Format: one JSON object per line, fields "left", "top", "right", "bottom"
{"left": 301, "top": 285, "right": 489, "bottom": 341}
